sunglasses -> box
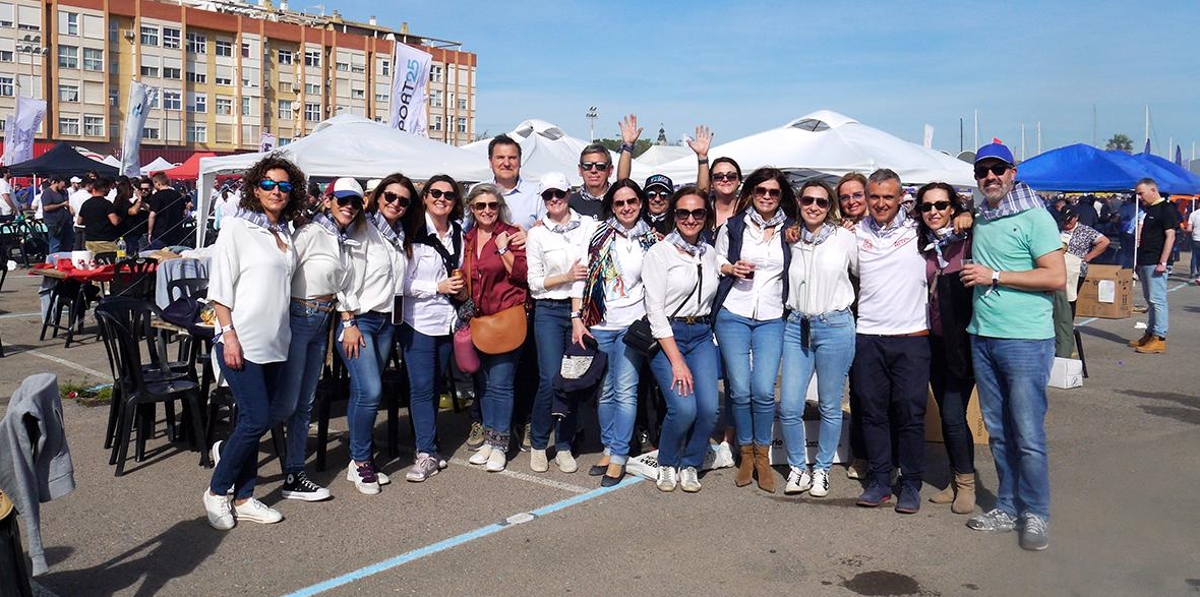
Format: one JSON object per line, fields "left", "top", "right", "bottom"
{"left": 580, "top": 162, "right": 611, "bottom": 171}
{"left": 612, "top": 198, "right": 641, "bottom": 208}
{"left": 541, "top": 189, "right": 568, "bottom": 201}
{"left": 336, "top": 195, "right": 364, "bottom": 210}
{"left": 712, "top": 172, "right": 739, "bottom": 182}
{"left": 918, "top": 201, "right": 952, "bottom": 213}
{"left": 839, "top": 191, "right": 865, "bottom": 202}
{"left": 646, "top": 190, "right": 670, "bottom": 200}
{"left": 753, "top": 186, "right": 782, "bottom": 199}
{"left": 799, "top": 196, "right": 830, "bottom": 209}
{"left": 380, "top": 191, "right": 410, "bottom": 208}
{"left": 674, "top": 208, "right": 708, "bottom": 222}
{"left": 427, "top": 188, "right": 458, "bottom": 201}
{"left": 258, "top": 179, "right": 293, "bottom": 193}
{"left": 974, "top": 164, "right": 1011, "bottom": 179}
{"left": 472, "top": 201, "right": 500, "bottom": 212}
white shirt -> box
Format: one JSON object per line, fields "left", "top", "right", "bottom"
{"left": 343, "top": 222, "right": 404, "bottom": 315}
{"left": 643, "top": 240, "right": 720, "bottom": 339}
{"left": 68, "top": 189, "right": 91, "bottom": 229}
{"left": 571, "top": 228, "right": 650, "bottom": 331}
{"left": 786, "top": 227, "right": 858, "bottom": 317}
{"left": 526, "top": 211, "right": 597, "bottom": 300}
{"left": 855, "top": 216, "right": 928, "bottom": 335}
{"left": 0, "top": 179, "right": 11, "bottom": 216}
{"left": 715, "top": 214, "right": 787, "bottom": 320}
{"left": 32, "top": 192, "right": 43, "bottom": 220}
{"left": 1188, "top": 211, "right": 1200, "bottom": 242}
{"left": 208, "top": 217, "right": 297, "bottom": 363}
{"left": 290, "top": 222, "right": 356, "bottom": 311}
{"left": 403, "top": 216, "right": 462, "bottom": 336}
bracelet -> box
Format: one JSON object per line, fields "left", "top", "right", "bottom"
{"left": 342, "top": 318, "right": 357, "bottom": 328}
{"left": 620, "top": 143, "right": 634, "bottom": 153}
{"left": 218, "top": 323, "right": 235, "bottom": 335}
{"left": 496, "top": 246, "right": 510, "bottom": 256}
{"left": 698, "top": 157, "right": 709, "bottom": 164}
{"left": 570, "top": 311, "right": 582, "bottom": 320}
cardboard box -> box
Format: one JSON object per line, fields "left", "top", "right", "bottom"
{"left": 924, "top": 386, "right": 990, "bottom": 445}
{"left": 767, "top": 405, "right": 852, "bottom": 466}
{"left": 1048, "top": 357, "right": 1084, "bottom": 389}
{"left": 1075, "top": 264, "right": 1132, "bottom": 319}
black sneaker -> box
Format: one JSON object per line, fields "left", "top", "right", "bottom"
{"left": 282, "top": 471, "right": 332, "bottom": 501}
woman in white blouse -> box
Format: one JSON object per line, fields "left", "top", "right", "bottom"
{"left": 203, "top": 155, "right": 304, "bottom": 531}
{"left": 526, "top": 172, "right": 596, "bottom": 475}
{"left": 398, "top": 174, "right": 466, "bottom": 483}
{"left": 269, "top": 177, "right": 363, "bottom": 502}
{"left": 643, "top": 188, "right": 720, "bottom": 493}
{"left": 780, "top": 180, "right": 858, "bottom": 498}
{"left": 712, "top": 167, "right": 794, "bottom": 493}
{"left": 572, "top": 179, "right": 659, "bottom": 487}
{"left": 336, "top": 173, "right": 411, "bottom": 495}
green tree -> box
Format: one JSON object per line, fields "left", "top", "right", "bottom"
{"left": 1105, "top": 133, "right": 1133, "bottom": 153}
{"left": 595, "top": 138, "right": 653, "bottom": 158}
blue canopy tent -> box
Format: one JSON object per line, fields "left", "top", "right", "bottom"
{"left": 1130, "top": 152, "right": 1200, "bottom": 194}
{"left": 1015, "top": 144, "right": 1144, "bottom": 191}
{"left": 1105, "top": 151, "right": 1199, "bottom": 195}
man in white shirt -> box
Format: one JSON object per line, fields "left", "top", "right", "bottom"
{"left": 68, "top": 175, "right": 95, "bottom": 251}
{"left": 851, "top": 168, "right": 931, "bottom": 514}
{"left": 1187, "top": 207, "right": 1200, "bottom": 283}
{"left": 0, "top": 166, "right": 15, "bottom": 222}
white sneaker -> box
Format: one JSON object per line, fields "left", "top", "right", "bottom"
{"left": 679, "top": 466, "right": 701, "bottom": 493}
{"left": 530, "top": 449, "right": 549, "bottom": 473}
{"left": 376, "top": 467, "right": 391, "bottom": 486}
{"left": 233, "top": 497, "right": 283, "bottom": 524}
{"left": 810, "top": 468, "right": 830, "bottom": 497}
{"left": 555, "top": 451, "right": 578, "bottom": 474}
{"left": 710, "top": 441, "right": 735, "bottom": 469}
{"left": 656, "top": 466, "right": 678, "bottom": 492}
{"left": 486, "top": 446, "right": 507, "bottom": 472}
{"left": 785, "top": 466, "right": 813, "bottom": 495}
{"left": 346, "top": 461, "right": 381, "bottom": 495}
{"left": 203, "top": 490, "right": 235, "bottom": 531}
{"left": 469, "top": 444, "right": 493, "bottom": 465}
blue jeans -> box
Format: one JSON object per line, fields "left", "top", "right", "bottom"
{"left": 271, "top": 301, "right": 333, "bottom": 474}
{"left": 851, "top": 335, "right": 930, "bottom": 488}
{"left": 592, "top": 327, "right": 644, "bottom": 465}
{"left": 479, "top": 348, "right": 522, "bottom": 438}
{"left": 334, "top": 312, "right": 394, "bottom": 463}
{"left": 399, "top": 324, "right": 451, "bottom": 456}
{"left": 779, "top": 309, "right": 856, "bottom": 471}
{"left": 970, "top": 336, "right": 1053, "bottom": 520}
{"left": 1190, "top": 240, "right": 1200, "bottom": 279}
{"left": 47, "top": 224, "right": 74, "bottom": 255}
{"left": 650, "top": 321, "right": 720, "bottom": 469}
{"left": 531, "top": 300, "right": 576, "bottom": 452}
{"left": 1137, "top": 265, "right": 1168, "bottom": 337}
{"left": 714, "top": 309, "right": 783, "bottom": 447}
{"left": 211, "top": 359, "right": 285, "bottom": 500}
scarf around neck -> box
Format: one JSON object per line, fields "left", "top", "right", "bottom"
{"left": 233, "top": 208, "right": 287, "bottom": 234}
{"left": 370, "top": 211, "right": 405, "bottom": 249}
{"left": 581, "top": 218, "right": 658, "bottom": 327}
{"left": 924, "top": 226, "right": 968, "bottom": 269}
{"left": 749, "top": 208, "right": 786, "bottom": 229}
{"left": 311, "top": 212, "right": 360, "bottom": 246}
{"left": 548, "top": 211, "right": 582, "bottom": 234}
{"left": 665, "top": 230, "right": 708, "bottom": 257}
{"left": 800, "top": 223, "right": 836, "bottom": 246}
{"left": 605, "top": 216, "right": 651, "bottom": 238}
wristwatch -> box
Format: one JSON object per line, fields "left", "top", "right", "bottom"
{"left": 496, "top": 246, "right": 510, "bottom": 256}
{"left": 342, "top": 318, "right": 358, "bottom": 329}
{"left": 218, "top": 323, "right": 235, "bottom": 335}
{"left": 991, "top": 270, "right": 1001, "bottom": 285}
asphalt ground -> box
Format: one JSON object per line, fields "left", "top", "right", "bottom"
{"left": 0, "top": 267, "right": 1197, "bottom": 597}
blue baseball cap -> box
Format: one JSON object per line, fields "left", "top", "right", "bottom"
{"left": 974, "top": 142, "right": 1015, "bottom": 165}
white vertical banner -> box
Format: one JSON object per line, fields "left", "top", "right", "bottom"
{"left": 259, "top": 132, "right": 276, "bottom": 152}
{"left": 1, "top": 115, "right": 15, "bottom": 166}
{"left": 389, "top": 43, "right": 432, "bottom": 137}
{"left": 120, "top": 82, "right": 158, "bottom": 177}
{"left": 4, "top": 97, "right": 46, "bottom": 166}
{"left": 923, "top": 124, "right": 934, "bottom": 149}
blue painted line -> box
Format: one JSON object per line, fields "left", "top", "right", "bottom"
{"left": 280, "top": 477, "right": 643, "bottom": 597}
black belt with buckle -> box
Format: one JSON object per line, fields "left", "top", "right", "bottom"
{"left": 291, "top": 297, "right": 336, "bottom": 313}
{"left": 669, "top": 315, "right": 711, "bottom": 325}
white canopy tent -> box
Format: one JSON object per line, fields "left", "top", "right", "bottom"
{"left": 195, "top": 114, "right": 491, "bottom": 246}
{"left": 635, "top": 145, "right": 691, "bottom": 168}
{"left": 141, "top": 156, "right": 176, "bottom": 175}
{"left": 100, "top": 155, "right": 121, "bottom": 168}
{"left": 652, "top": 110, "right": 975, "bottom": 187}
{"left": 464, "top": 119, "right": 655, "bottom": 186}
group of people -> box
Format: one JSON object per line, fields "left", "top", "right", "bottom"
{"left": 200, "top": 127, "right": 1069, "bottom": 553}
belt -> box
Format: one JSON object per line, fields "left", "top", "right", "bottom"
{"left": 669, "top": 315, "right": 711, "bottom": 325}
{"left": 860, "top": 329, "right": 929, "bottom": 338}
{"left": 291, "top": 297, "right": 336, "bottom": 313}
{"left": 536, "top": 298, "right": 571, "bottom": 304}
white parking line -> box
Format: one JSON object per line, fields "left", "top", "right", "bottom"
{"left": 447, "top": 456, "right": 591, "bottom": 494}
{"left": 0, "top": 311, "right": 40, "bottom": 319}
{"left": 26, "top": 350, "right": 108, "bottom": 379}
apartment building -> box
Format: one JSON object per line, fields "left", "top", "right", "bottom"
{"left": 0, "top": 0, "right": 477, "bottom": 161}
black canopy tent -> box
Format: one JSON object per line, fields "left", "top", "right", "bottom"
{"left": 7, "top": 142, "right": 119, "bottom": 177}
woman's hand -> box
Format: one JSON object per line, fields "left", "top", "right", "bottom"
{"left": 785, "top": 224, "right": 801, "bottom": 244}
{"left": 840, "top": 219, "right": 857, "bottom": 232}
{"left": 619, "top": 114, "right": 642, "bottom": 145}
{"left": 565, "top": 259, "right": 587, "bottom": 282}
{"left": 437, "top": 275, "right": 464, "bottom": 295}
{"left": 571, "top": 319, "right": 594, "bottom": 348}
{"left": 688, "top": 125, "right": 712, "bottom": 159}
{"left": 342, "top": 325, "right": 365, "bottom": 359}
{"left": 509, "top": 230, "right": 527, "bottom": 248}
{"left": 669, "top": 360, "right": 694, "bottom": 397}
{"left": 495, "top": 231, "right": 511, "bottom": 252}
{"left": 221, "top": 332, "right": 244, "bottom": 371}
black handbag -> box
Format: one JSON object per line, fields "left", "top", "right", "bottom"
{"left": 623, "top": 264, "right": 702, "bottom": 358}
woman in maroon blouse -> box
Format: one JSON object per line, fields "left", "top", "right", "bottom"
{"left": 462, "top": 183, "right": 529, "bottom": 472}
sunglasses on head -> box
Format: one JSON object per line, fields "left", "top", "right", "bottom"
{"left": 646, "top": 190, "right": 670, "bottom": 200}
{"left": 918, "top": 200, "right": 952, "bottom": 213}
{"left": 712, "top": 172, "right": 739, "bottom": 182}
{"left": 974, "top": 164, "right": 1011, "bottom": 179}
{"left": 258, "top": 179, "right": 293, "bottom": 193}
{"left": 335, "top": 195, "right": 364, "bottom": 209}
{"left": 753, "top": 186, "right": 782, "bottom": 199}
{"left": 612, "top": 198, "right": 641, "bottom": 208}
{"left": 674, "top": 208, "right": 708, "bottom": 222}
{"left": 541, "top": 189, "right": 568, "bottom": 201}
{"left": 472, "top": 201, "right": 500, "bottom": 212}
{"left": 799, "top": 196, "right": 830, "bottom": 209}
{"left": 580, "top": 161, "right": 611, "bottom": 172}
{"left": 380, "top": 191, "right": 410, "bottom": 208}
{"left": 427, "top": 188, "right": 458, "bottom": 201}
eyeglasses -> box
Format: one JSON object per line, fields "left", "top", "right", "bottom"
{"left": 380, "top": 191, "right": 410, "bottom": 208}
{"left": 258, "top": 179, "right": 293, "bottom": 193}
{"left": 839, "top": 191, "right": 865, "bottom": 202}
{"left": 753, "top": 186, "right": 782, "bottom": 199}
{"left": 974, "top": 164, "right": 1011, "bottom": 179}
{"left": 918, "top": 201, "right": 952, "bottom": 213}
{"left": 580, "top": 162, "right": 611, "bottom": 171}
{"left": 472, "top": 201, "right": 500, "bottom": 212}
{"left": 541, "top": 189, "right": 568, "bottom": 201}
{"left": 612, "top": 198, "right": 641, "bottom": 208}
{"left": 336, "top": 195, "right": 364, "bottom": 210}
{"left": 139, "top": 187, "right": 151, "bottom": 193}
{"left": 427, "top": 188, "right": 458, "bottom": 201}
{"left": 799, "top": 196, "right": 830, "bottom": 209}
{"left": 712, "top": 172, "right": 739, "bottom": 182}
{"left": 674, "top": 208, "right": 708, "bottom": 222}
{"left": 646, "top": 190, "right": 670, "bottom": 200}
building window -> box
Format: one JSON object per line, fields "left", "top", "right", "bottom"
{"left": 140, "top": 65, "right": 159, "bottom": 78}
{"left": 162, "top": 67, "right": 181, "bottom": 80}
{"left": 431, "top": 90, "right": 443, "bottom": 108}
{"left": 429, "top": 64, "right": 442, "bottom": 83}
{"left": 186, "top": 71, "right": 206, "bottom": 83}
{"left": 214, "top": 40, "right": 232, "bottom": 57}
{"left": 215, "top": 97, "right": 233, "bottom": 115}
{"left": 304, "top": 102, "right": 320, "bottom": 121}
{"left": 162, "top": 91, "right": 182, "bottom": 110}
{"left": 240, "top": 97, "right": 251, "bottom": 116}
{"left": 84, "top": 115, "right": 103, "bottom": 137}
{"left": 375, "top": 93, "right": 388, "bottom": 103}
{"left": 278, "top": 137, "right": 291, "bottom": 147}
{"left": 278, "top": 100, "right": 293, "bottom": 120}
{"left": 351, "top": 89, "right": 365, "bottom": 99}
{"left": 304, "top": 50, "right": 319, "bottom": 67}
{"left": 431, "top": 115, "right": 442, "bottom": 131}
{"left": 188, "top": 92, "right": 206, "bottom": 113}
{"left": 59, "top": 84, "right": 79, "bottom": 102}
{"left": 458, "top": 98, "right": 468, "bottom": 110}
{"left": 162, "top": 27, "right": 180, "bottom": 49}
{"left": 58, "top": 45, "right": 78, "bottom": 69}
{"left": 187, "top": 124, "right": 206, "bottom": 143}
{"left": 109, "top": 89, "right": 118, "bottom": 107}
{"left": 351, "top": 64, "right": 364, "bottom": 74}
{"left": 214, "top": 75, "right": 231, "bottom": 86}
{"left": 335, "top": 61, "right": 349, "bottom": 72}
{"left": 186, "top": 32, "right": 206, "bottom": 54}
{"left": 278, "top": 49, "right": 293, "bottom": 65}
{"left": 83, "top": 48, "right": 103, "bottom": 71}
{"left": 64, "top": 12, "right": 78, "bottom": 36}
{"left": 304, "top": 83, "right": 320, "bottom": 95}
{"left": 457, "top": 116, "right": 467, "bottom": 134}
{"left": 380, "top": 59, "right": 390, "bottom": 76}
{"left": 140, "top": 26, "right": 158, "bottom": 46}
{"left": 143, "top": 127, "right": 160, "bottom": 140}
{"left": 241, "top": 43, "right": 250, "bottom": 58}
{"left": 59, "top": 117, "right": 80, "bottom": 136}
{"left": 0, "top": 76, "right": 12, "bottom": 97}
{"left": 0, "top": 50, "right": 11, "bottom": 62}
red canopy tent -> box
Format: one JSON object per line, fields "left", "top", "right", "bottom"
{"left": 155, "top": 152, "right": 216, "bottom": 180}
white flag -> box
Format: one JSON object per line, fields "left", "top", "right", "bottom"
{"left": 923, "top": 124, "right": 934, "bottom": 149}
{"left": 389, "top": 43, "right": 432, "bottom": 137}
{"left": 259, "top": 132, "right": 276, "bottom": 153}
{"left": 1, "top": 115, "right": 14, "bottom": 166}
{"left": 4, "top": 97, "right": 46, "bottom": 165}
{"left": 120, "top": 82, "right": 158, "bottom": 177}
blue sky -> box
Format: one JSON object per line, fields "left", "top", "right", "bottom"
{"left": 333, "top": 0, "right": 1198, "bottom": 159}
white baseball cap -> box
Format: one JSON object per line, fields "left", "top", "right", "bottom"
{"left": 538, "top": 172, "right": 571, "bottom": 194}
{"left": 332, "top": 177, "right": 364, "bottom": 199}
{"left": 70, "top": 176, "right": 82, "bottom": 183}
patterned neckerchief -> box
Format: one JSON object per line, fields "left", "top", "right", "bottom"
{"left": 370, "top": 211, "right": 405, "bottom": 249}
{"left": 923, "top": 226, "right": 968, "bottom": 269}
{"left": 665, "top": 230, "right": 708, "bottom": 256}
{"left": 548, "top": 211, "right": 582, "bottom": 234}
{"left": 311, "top": 212, "right": 358, "bottom": 246}
{"left": 605, "top": 216, "right": 652, "bottom": 238}
{"left": 749, "top": 208, "right": 786, "bottom": 229}
{"left": 800, "top": 222, "right": 837, "bottom": 246}
{"left": 864, "top": 212, "right": 911, "bottom": 240}
{"left": 976, "top": 181, "right": 1044, "bottom": 222}
{"left": 233, "top": 208, "right": 287, "bottom": 234}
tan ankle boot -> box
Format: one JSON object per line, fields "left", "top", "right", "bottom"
{"left": 952, "top": 472, "right": 976, "bottom": 514}
{"left": 735, "top": 445, "right": 755, "bottom": 487}
{"left": 929, "top": 483, "right": 955, "bottom": 504}
{"left": 753, "top": 445, "right": 776, "bottom": 493}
